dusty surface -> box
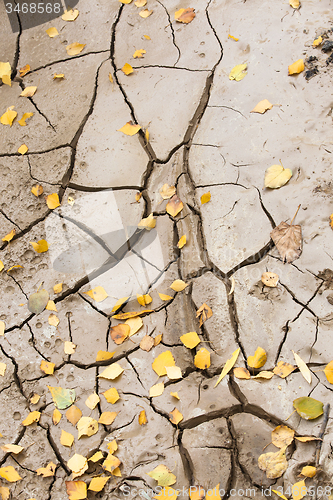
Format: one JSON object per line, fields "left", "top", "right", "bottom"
{"left": 1, "top": 0, "right": 333, "bottom": 498}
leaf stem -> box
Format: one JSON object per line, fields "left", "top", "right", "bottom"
{"left": 290, "top": 204, "right": 301, "bottom": 225}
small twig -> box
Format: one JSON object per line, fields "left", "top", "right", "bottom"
{"left": 316, "top": 403, "right": 330, "bottom": 466}
{"left": 290, "top": 204, "right": 301, "bottom": 225}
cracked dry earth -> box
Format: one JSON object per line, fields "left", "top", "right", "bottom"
{"left": 2, "top": 0, "right": 333, "bottom": 498}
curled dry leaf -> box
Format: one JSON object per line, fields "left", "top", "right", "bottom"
{"left": 261, "top": 272, "right": 279, "bottom": 287}
{"left": 196, "top": 303, "right": 213, "bottom": 326}
{"left": 265, "top": 164, "right": 292, "bottom": 189}
{"left": 175, "top": 7, "right": 196, "bottom": 23}
{"left": 295, "top": 436, "right": 321, "bottom": 442}
{"left": 270, "top": 207, "right": 302, "bottom": 263}
{"left": 229, "top": 64, "right": 247, "bottom": 81}
{"left": 288, "top": 59, "right": 304, "bottom": 75}
{"left": 166, "top": 195, "right": 183, "bottom": 217}
{"left": 247, "top": 347, "right": 267, "bottom": 369}
{"left": 258, "top": 447, "right": 288, "bottom": 479}
{"left": 137, "top": 293, "right": 152, "bottom": 306}
{"left": 113, "top": 309, "right": 152, "bottom": 319}
{"left": 36, "top": 462, "right": 56, "bottom": 477}
{"left": 272, "top": 425, "right": 295, "bottom": 448}
{"left": 251, "top": 99, "right": 273, "bottom": 114}
{"left": 194, "top": 348, "right": 211, "bottom": 369}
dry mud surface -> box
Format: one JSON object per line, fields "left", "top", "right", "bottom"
{"left": 1, "top": 0, "right": 333, "bottom": 499}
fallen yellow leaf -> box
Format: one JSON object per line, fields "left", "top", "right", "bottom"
{"left": 135, "top": 0, "right": 146, "bottom": 5}
{"left": 103, "top": 387, "right": 119, "bottom": 404}
{"left": 18, "top": 112, "right": 34, "bottom": 126}
{"left": 122, "top": 63, "right": 133, "bottom": 75}
{"left": 31, "top": 184, "right": 43, "bottom": 197}
{"left": 271, "top": 425, "right": 295, "bottom": 448}
{"left": 84, "top": 285, "right": 108, "bottom": 302}
{"left": 60, "top": 429, "right": 74, "bottom": 447}
{"left": 46, "top": 300, "right": 57, "bottom": 311}
{"left": 0, "top": 62, "right": 11, "bottom": 86}
{"left": 2, "top": 229, "right": 15, "bottom": 242}
{"left": 149, "top": 382, "right": 164, "bottom": 397}
{"left": 313, "top": 36, "right": 322, "bottom": 47}
{"left": 89, "top": 451, "right": 104, "bottom": 462}
{"left": 137, "top": 293, "right": 152, "bottom": 306}
{"left": 160, "top": 183, "right": 176, "bottom": 199}
{"left": 133, "top": 49, "right": 146, "bottom": 58}
{"left": 166, "top": 366, "right": 182, "bottom": 380}
{"left": 194, "top": 347, "right": 211, "bottom": 369}
{"left": 148, "top": 464, "right": 176, "bottom": 486}
{"left": 0, "top": 444, "right": 23, "bottom": 454}
{"left": 118, "top": 121, "right": 141, "bottom": 135}
{"left": 215, "top": 348, "right": 240, "bottom": 387}
{"left": 233, "top": 367, "right": 251, "bottom": 379}
{"left": 292, "top": 350, "right": 311, "bottom": 384}
{"left": 22, "top": 411, "right": 41, "bottom": 426}
{"left": 228, "top": 34, "right": 239, "bottom": 41}
{"left": 96, "top": 350, "right": 114, "bottom": 361}
{"left": 261, "top": 272, "right": 279, "bottom": 287}
{"left": 85, "top": 392, "right": 100, "bottom": 410}
{"left": 18, "top": 144, "right": 28, "bottom": 155}
{"left": 251, "top": 99, "right": 273, "bottom": 114}
{"left": 273, "top": 361, "right": 295, "bottom": 378}
{"left": 110, "top": 324, "right": 130, "bottom": 344}
{"left": 98, "top": 411, "right": 118, "bottom": 425}
{"left": 0, "top": 466, "right": 21, "bottom": 482}
{"left": 0, "top": 263, "right": 4, "bottom": 273}
{"left": 166, "top": 195, "right": 183, "bottom": 217}
{"left": 138, "top": 213, "right": 156, "bottom": 230}
{"left": 292, "top": 480, "right": 307, "bottom": 500}
{"left": 196, "top": 303, "right": 213, "bottom": 326}
{"left": 170, "top": 279, "right": 187, "bottom": 292}
{"left": 66, "top": 480, "right": 87, "bottom": 500}
{"left": 66, "top": 43, "right": 86, "bottom": 56}
{"left": 46, "top": 27, "right": 59, "bottom": 37}
{"left": 324, "top": 360, "right": 333, "bottom": 383}
{"left": 289, "top": 0, "right": 300, "bottom": 8}
{"left": 158, "top": 292, "right": 173, "bottom": 301}
{"left": 170, "top": 391, "right": 180, "bottom": 400}
{"left": 264, "top": 163, "right": 292, "bottom": 189}
{"left": 64, "top": 341, "right": 76, "bottom": 354}
{"left": 30, "top": 393, "right": 40, "bottom": 404}
{"left": 66, "top": 405, "right": 82, "bottom": 425}
{"left": 169, "top": 407, "right": 183, "bottom": 425}
{"left": 253, "top": 371, "right": 274, "bottom": 379}
{"left": 180, "top": 331, "right": 200, "bottom": 349}
{"left": 144, "top": 34, "right": 151, "bottom": 40}
{"left": 229, "top": 64, "right": 247, "bottom": 81}
{"left": 139, "top": 409, "right": 147, "bottom": 425}
{"left": 0, "top": 363, "right": 6, "bottom": 377}
{"left": 200, "top": 192, "right": 211, "bottom": 204}
{"left": 247, "top": 347, "right": 267, "bottom": 369}
{"left": 48, "top": 313, "right": 59, "bottom": 327}
{"left": 258, "top": 447, "right": 288, "bottom": 479}
{"left": 20, "top": 86, "right": 37, "bottom": 97}
{"left": 30, "top": 239, "right": 49, "bottom": 253}
{"left": 1, "top": 107, "right": 17, "bottom": 126}
{"left": 40, "top": 360, "right": 55, "bottom": 374}
{"left": 288, "top": 59, "right": 304, "bottom": 75}
{"left": 77, "top": 416, "right": 98, "bottom": 439}
{"left": 46, "top": 193, "right": 60, "bottom": 209}
{"left": 88, "top": 476, "right": 110, "bottom": 492}
{"left": 177, "top": 235, "right": 186, "bottom": 248}
{"left": 62, "top": 8, "right": 79, "bottom": 21}
{"left": 152, "top": 351, "right": 175, "bottom": 376}
{"left": 175, "top": 8, "right": 195, "bottom": 23}
{"left": 139, "top": 9, "right": 152, "bottom": 18}
{"left": 52, "top": 408, "right": 62, "bottom": 425}
{"left": 67, "top": 453, "right": 88, "bottom": 478}
{"left": 111, "top": 296, "right": 129, "bottom": 312}
{"left": 98, "top": 363, "right": 124, "bottom": 380}
{"left": 125, "top": 316, "right": 143, "bottom": 336}
{"left": 19, "top": 64, "right": 30, "bottom": 76}
{"left": 113, "top": 309, "right": 152, "bottom": 319}
{"left": 36, "top": 462, "right": 56, "bottom": 478}
{"left": 300, "top": 465, "right": 316, "bottom": 477}
{"left": 53, "top": 73, "right": 65, "bottom": 79}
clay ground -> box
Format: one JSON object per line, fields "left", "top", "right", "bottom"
{"left": 1, "top": 0, "right": 333, "bottom": 498}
